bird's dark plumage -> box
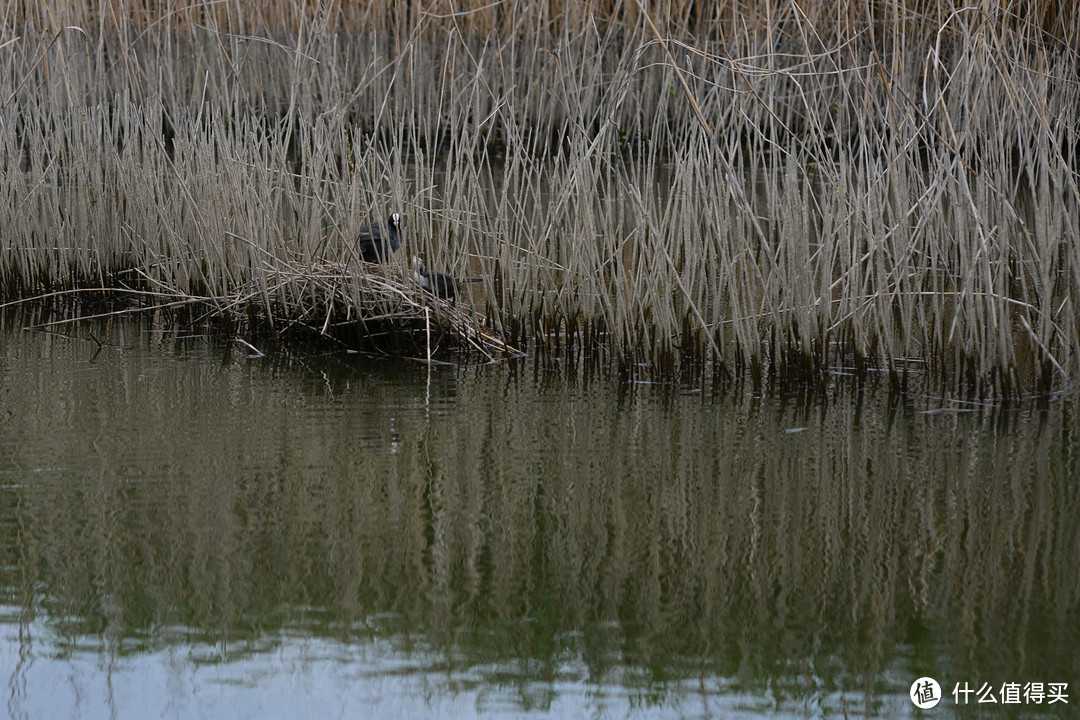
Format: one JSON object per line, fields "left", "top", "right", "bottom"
{"left": 412, "top": 255, "right": 460, "bottom": 301}
{"left": 355, "top": 213, "right": 403, "bottom": 263}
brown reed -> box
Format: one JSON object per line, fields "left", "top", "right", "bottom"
{"left": 1, "top": 1, "right": 1077, "bottom": 395}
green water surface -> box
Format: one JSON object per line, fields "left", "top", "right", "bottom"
{"left": 0, "top": 308, "right": 1077, "bottom": 719}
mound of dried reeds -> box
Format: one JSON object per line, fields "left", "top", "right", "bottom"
{"left": 196, "top": 251, "right": 518, "bottom": 361}
{"left": 5, "top": 255, "right": 517, "bottom": 361}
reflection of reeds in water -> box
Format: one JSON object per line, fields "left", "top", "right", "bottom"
{"left": 2, "top": 316, "right": 1078, "bottom": 698}
{"left": 1, "top": 4, "right": 1078, "bottom": 392}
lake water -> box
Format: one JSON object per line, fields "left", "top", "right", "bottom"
{"left": 0, "top": 307, "right": 1077, "bottom": 719}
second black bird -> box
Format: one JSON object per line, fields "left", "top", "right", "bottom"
{"left": 412, "top": 256, "right": 482, "bottom": 303}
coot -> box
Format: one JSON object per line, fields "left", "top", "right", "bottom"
{"left": 356, "top": 213, "right": 403, "bottom": 263}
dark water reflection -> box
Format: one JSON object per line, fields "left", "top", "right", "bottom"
{"left": 0, "top": 309, "right": 1077, "bottom": 718}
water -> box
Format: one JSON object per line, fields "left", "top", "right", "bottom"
{"left": 0, "top": 308, "right": 1077, "bottom": 719}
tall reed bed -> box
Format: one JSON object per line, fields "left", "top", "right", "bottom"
{"left": 1, "top": 2, "right": 1078, "bottom": 394}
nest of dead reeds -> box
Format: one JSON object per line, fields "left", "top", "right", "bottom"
{"left": 11, "top": 253, "right": 518, "bottom": 362}
{"left": 213, "top": 253, "right": 518, "bottom": 361}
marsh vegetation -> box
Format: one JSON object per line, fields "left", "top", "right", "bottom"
{"left": 1, "top": 1, "right": 1078, "bottom": 395}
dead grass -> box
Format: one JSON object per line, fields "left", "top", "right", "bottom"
{"left": 1, "top": 1, "right": 1078, "bottom": 394}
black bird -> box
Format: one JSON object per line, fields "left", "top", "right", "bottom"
{"left": 412, "top": 256, "right": 482, "bottom": 303}
{"left": 355, "top": 213, "right": 404, "bottom": 263}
